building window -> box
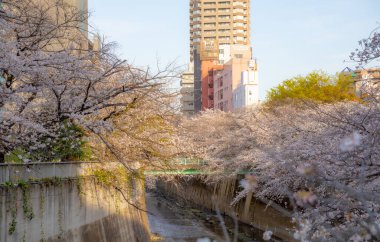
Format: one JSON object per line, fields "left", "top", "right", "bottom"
{"left": 234, "top": 54, "right": 243, "bottom": 59}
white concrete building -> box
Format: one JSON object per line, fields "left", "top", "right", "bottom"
{"left": 218, "top": 45, "right": 252, "bottom": 65}
{"left": 180, "top": 64, "right": 195, "bottom": 116}
{"left": 233, "top": 59, "right": 259, "bottom": 109}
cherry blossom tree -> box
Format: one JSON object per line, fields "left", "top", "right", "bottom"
{"left": 350, "top": 26, "right": 380, "bottom": 67}
{"left": 179, "top": 30, "right": 380, "bottom": 239}
{"left": 180, "top": 99, "right": 380, "bottom": 241}
{"left": 0, "top": 0, "right": 179, "bottom": 164}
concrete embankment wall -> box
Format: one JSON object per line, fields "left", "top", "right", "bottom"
{"left": 0, "top": 163, "right": 150, "bottom": 242}
{"left": 156, "top": 177, "right": 295, "bottom": 242}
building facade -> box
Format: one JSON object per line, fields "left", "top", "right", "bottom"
{"left": 180, "top": 64, "right": 196, "bottom": 116}
{"left": 354, "top": 68, "right": 380, "bottom": 96}
{"left": 67, "top": 0, "right": 89, "bottom": 35}
{"left": 189, "top": 0, "right": 251, "bottom": 62}
{"left": 182, "top": 0, "right": 256, "bottom": 114}
{"left": 200, "top": 61, "right": 223, "bottom": 110}
{"left": 233, "top": 59, "right": 259, "bottom": 109}
{"left": 214, "top": 45, "right": 252, "bottom": 111}
{"left": 27, "top": 0, "right": 89, "bottom": 52}
{"left": 193, "top": 47, "right": 203, "bottom": 112}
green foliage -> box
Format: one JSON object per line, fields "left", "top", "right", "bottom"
{"left": 39, "top": 187, "right": 46, "bottom": 242}
{"left": 8, "top": 215, "right": 17, "bottom": 235}
{"left": 18, "top": 181, "right": 34, "bottom": 220}
{"left": 4, "top": 181, "right": 15, "bottom": 188}
{"left": 5, "top": 121, "right": 92, "bottom": 163}
{"left": 266, "top": 71, "right": 358, "bottom": 106}
{"left": 92, "top": 169, "right": 117, "bottom": 187}
{"left": 38, "top": 177, "right": 62, "bottom": 186}
{"left": 92, "top": 167, "right": 131, "bottom": 187}
{"left": 92, "top": 167, "right": 135, "bottom": 191}
{"left": 48, "top": 122, "right": 91, "bottom": 162}
{"left": 7, "top": 184, "right": 18, "bottom": 235}
{"left": 4, "top": 148, "right": 30, "bottom": 163}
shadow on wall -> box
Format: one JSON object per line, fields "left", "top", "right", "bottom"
{"left": 0, "top": 164, "right": 150, "bottom": 242}
{"left": 47, "top": 214, "right": 149, "bottom": 242}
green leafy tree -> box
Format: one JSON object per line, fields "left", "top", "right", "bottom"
{"left": 266, "top": 71, "right": 358, "bottom": 106}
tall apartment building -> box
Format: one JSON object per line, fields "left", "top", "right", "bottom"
{"left": 189, "top": 0, "right": 251, "bottom": 62}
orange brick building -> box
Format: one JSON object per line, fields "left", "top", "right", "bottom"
{"left": 201, "top": 61, "right": 223, "bottom": 110}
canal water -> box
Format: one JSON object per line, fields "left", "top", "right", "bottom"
{"left": 146, "top": 192, "right": 273, "bottom": 242}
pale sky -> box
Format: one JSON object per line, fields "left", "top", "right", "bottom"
{"left": 89, "top": 0, "right": 380, "bottom": 100}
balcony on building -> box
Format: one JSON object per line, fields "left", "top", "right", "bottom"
{"left": 180, "top": 95, "right": 195, "bottom": 103}
{"left": 208, "top": 78, "right": 214, "bottom": 88}
{"left": 204, "top": 17, "right": 217, "bottom": 22}
{"left": 233, "top": 30, "right": 247, "bottom": 36}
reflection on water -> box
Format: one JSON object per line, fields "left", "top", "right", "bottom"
{"left": 146, "top": 192, "right": 273, "bottom": 242}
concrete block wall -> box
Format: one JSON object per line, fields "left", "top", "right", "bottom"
{"left": 0, "top": 162, "right": 93, "bottom": 183}
{"left": 0, "top": 163, "right": 150, "bottom": 242}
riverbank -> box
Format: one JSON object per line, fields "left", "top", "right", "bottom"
{"left": 147, "top": 190, "right": 283, "bottom": 242}
{"left": 146, "top": 192, "right": 224, "bottom": 242}
{"left": 154, "top": 178, "right": 295, "bottom": 242}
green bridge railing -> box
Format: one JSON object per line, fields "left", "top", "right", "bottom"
{"left": 143, "top": 158, "right": 252, "bottom": 176}
{"left": 143, "top": 168, "right": 252, "bottom": 176}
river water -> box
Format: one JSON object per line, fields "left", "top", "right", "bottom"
{"left": 146, "top": 192, "right": 265, "bottom": 242}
